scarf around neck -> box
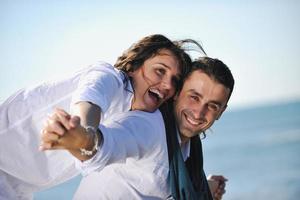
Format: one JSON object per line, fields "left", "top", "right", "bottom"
{"left": 160, "top": 102, "right": 213, "bottom": 200}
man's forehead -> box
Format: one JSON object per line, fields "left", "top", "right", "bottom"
{"left": 182, "top": 70, "right": 230, "bottom": 102}
{"left": 184, "top": 70, "right": 210, "bottom": 86}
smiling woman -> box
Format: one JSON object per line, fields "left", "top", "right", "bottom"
{"left": 129, "top": 49, "right": 181, "bottom": 112}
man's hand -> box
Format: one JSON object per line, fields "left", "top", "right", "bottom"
{"left": 207, "top": 174, "right": 228, "bottom": 200}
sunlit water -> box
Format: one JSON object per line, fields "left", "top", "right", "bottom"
{"left": 203, "top": 101, "right": 300, "bottom": 200}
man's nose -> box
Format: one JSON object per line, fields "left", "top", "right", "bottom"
{"left": 193, "top": 103, "right": 207, "bottom": 119}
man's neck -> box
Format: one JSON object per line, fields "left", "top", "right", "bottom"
{"left": 179, "top": 135, "right": 190, "bottom": 146}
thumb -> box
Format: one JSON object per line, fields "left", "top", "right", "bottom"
{"left": 70, "top": 116, "right": 81, "bottom": 128}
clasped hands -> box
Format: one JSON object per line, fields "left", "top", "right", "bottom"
{"left": 39, "top": 108, "right": 92, "bottom": 152}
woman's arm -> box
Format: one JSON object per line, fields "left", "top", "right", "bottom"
{"left": 41, "top": 109, "right": 165, "bottom": 175}
{"left": 72, "top": 101, "right": 101, "bottom": 128}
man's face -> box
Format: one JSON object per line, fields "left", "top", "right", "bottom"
{"left": 174, "top": 70, "right": 230, "bottom": 142}
{"left": 129, "top": 49, "right": 180, "bottom": 112}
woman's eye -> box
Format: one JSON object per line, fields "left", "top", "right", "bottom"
{"left": 156, "top": 68, "right": 165, "bottom": 76}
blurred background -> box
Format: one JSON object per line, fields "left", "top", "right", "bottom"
{"left": 1, "top": 0, "right": 299, "bottom": 199}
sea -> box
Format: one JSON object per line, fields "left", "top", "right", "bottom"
{"left": 34, "top": 100, "right": 300, "bottom": 200}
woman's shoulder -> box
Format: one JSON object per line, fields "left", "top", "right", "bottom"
{"left": 75, "top": 61, "right": 125, "bottom": 86}
{"left": 86, "top": 61, "right": 116, "bottom": 73}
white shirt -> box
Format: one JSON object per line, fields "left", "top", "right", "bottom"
{"left": 74, "top": 110, "right": 170, "bottom": 200}
{"left": 0, "top": 62, "right": 133, "bottom": 199}
{"left": 177, "top": 130, "right": 191, "bottom": 162}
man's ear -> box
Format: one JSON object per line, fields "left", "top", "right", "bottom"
{"left": 216, "top": 104, "right": 227, "bottom": 120}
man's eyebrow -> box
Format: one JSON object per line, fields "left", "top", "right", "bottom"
{"left": 188, "top": 89, "right": 223, "bottom": 106}
{"left": 188, "top": 89, "right": 201, "bottom": 97}
{"left": 209, "top": 100, "right": 222, "bottom": 106}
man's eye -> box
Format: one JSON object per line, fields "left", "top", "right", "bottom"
{"left": 190, "top": 95, "right": 199, "bottom": 102}
{"left": 208, "top": 103, "right": 220, "bottom": 112}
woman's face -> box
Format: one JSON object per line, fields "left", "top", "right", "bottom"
{"left": 129, "top": 49, "right": 181, "bottom": 112}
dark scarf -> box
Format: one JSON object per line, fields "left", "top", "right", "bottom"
{"left": 160, "top": 102, "right": 213, "bottom": 200}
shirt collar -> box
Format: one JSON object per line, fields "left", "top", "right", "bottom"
{"left": 177, "top": 129, "right": 190, "bottom": 161}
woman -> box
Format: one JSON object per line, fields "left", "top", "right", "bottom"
{"left": 0, "top": 34, "right": 191, "bottom": 199}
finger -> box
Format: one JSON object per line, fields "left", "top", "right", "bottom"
{"left": 55, "top": 111, "right": 72, "bottom": 130}
{"left": 214, "top": 195, "right": 221, "bottom": 200}
{"left": 55, "top": 108, "right": 70, "bottom": 118}
{"left": 216, "top": 187, "right": 225, "bottom": 194}
{"left": 39, "top": 142, "right": 65, "bottom": 151}
{"left": 211, "top": 175, "right": 228, "bottom": 182}
{"left": 44, "top": 118, "right": 66, "bottom": 136}
{"left": 69, "top": 115, "right": 81, "bottom": 129}
{"left": 47, "top": 142, "right": 67, "bottom": 150}
{"left": 218, "top": 182, "right": 226, "bottom": 189}
{"left": 39, "top": 141, "right": 53, "bottom": 151}
{"left": 41, "top": 131, "right": 61, "bottom": 143}
{"left": 214, "top": 192, "right": 223, "bottom": 200}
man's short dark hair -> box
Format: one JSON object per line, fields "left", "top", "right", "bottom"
{"left": 185, "top": 57, "right": 235, "bottom": 102}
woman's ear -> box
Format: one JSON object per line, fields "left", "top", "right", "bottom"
{"left": 128, "top": 71, "right": 134, "bottom": 77}
{"left": 128, "top": 69, "right": 139, "bottom": 78}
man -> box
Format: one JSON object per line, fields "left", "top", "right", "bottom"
{"left": 41, "top": 56, "right": 234, "bottom": 199}
{"left": 161, "top": 57, "right": 234, "bottom": 199}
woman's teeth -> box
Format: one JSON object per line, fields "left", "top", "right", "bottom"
{"left": 149, "top": 88, "right": 164, "bottom": 99}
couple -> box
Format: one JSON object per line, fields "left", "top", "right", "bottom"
{"left": 0, "top": 34, "right": 233, "bottom": 199}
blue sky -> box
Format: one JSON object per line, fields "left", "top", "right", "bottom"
{"left": 1, "top": 0, "right": 300, "bottom": 109}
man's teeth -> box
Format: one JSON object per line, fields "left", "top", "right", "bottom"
{"left": 186, "top": 115, "right": 201, "bottom": 126}
{"left": 149, "top": 89, "right": 164, "bottom": 99}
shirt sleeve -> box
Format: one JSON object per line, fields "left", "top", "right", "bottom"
{"left": 71, "top": 62, "right": 122, "bottom": 113}
{"left": 76, "top": 110, "right": 165, "bottom": 176}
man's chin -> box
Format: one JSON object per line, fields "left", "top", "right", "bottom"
{"left": 179, "top": 127, "right": 194, "bottom": 138}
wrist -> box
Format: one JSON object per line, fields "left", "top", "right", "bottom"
{"left": 79, "top": 126, "right": 99, "bottom": 156}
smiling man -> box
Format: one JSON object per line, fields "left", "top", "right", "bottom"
{"left": 174, "top": 56, "right": 233, "bottom": 147}
{"left": 165, "top": 57, "right": 234, "bottom": 199}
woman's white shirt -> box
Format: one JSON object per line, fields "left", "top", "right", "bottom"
{"left": 0, "top": 62, "right": 133, "bottom": 199}
{"left": 74, "top": 110, "right": 170, "bottom": 200}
